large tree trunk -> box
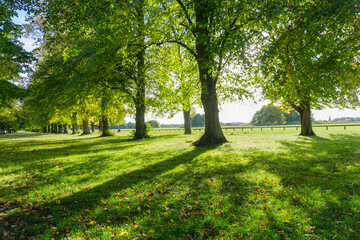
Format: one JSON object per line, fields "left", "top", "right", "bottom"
{"left": 192, "top": 1, "right": 227, "bottom": 146}
{"left": 297, "top": 102, "right": 315, "bottom": 136}
{"left": 183, "top": 108, "right": 191, "bottom": 135}
{"left": 194, "top": 81, "right": 227, "bottom": 146}
{"left": 133, "top": 0, "right": 149, "bottom": 140}
{"left": 134, "top": 102, "right": 149, "bottom": 139}
{"left": 43, "top": 126, "right": 47, "bottom": 133}
{"left": 99, "top": 118, "right": 103, "bottom": 131}
{"left": 54, "top": 124, "right": 58, "bottom": 133}
{"left": 82, "top": 120, "right": 91, "bottom": 135}
{"left": 101, "top": 116, "right": 111, "bottom": 137}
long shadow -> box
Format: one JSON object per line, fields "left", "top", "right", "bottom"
{"left": 3, "top": 146, "right": 212, "bottom": 238}
{"left": 0, "top": 133, "right": 186, "bottom": 165}
{"left": 240, "top": 133, "right": 360, "bottom": 238}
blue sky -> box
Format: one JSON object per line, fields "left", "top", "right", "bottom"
{"left": 13, "top": 11, "right": 359, "bottom": 124}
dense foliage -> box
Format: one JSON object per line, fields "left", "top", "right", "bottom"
{"left": 1, "top": 0, "right": 359, "bottom": 142}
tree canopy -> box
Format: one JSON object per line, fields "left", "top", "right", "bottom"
{"left": 2, "top": 0, "right": 359, "bottom": 144}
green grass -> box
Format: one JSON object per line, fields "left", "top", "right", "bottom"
{"left": 1, "top": 127, "right": 359, "bottom": 239}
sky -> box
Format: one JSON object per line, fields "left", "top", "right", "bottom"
{"left": 13, "top": 11, "right": 360, "bottom": 125}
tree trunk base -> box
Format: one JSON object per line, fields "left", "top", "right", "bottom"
{"left": 299, "top": 131, "right": 316, "bottom": 136}
{"left": 193, "top": 134, "right": 227, "bottom": 146}
{"left": 101, "top": 131, "right": 113, "bottom": 137}
{"left": 133, "top": 133, "right": 150, "bottom": 140}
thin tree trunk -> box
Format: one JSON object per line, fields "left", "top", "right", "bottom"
{"left": 183, "top": 108, "right": 191, "bottom": 134}
{"left": 72, "top": 123, "right": 76, "bottom": 134}
{"left": 298, "top": 102, "right": 315, "bottom": 136}
{"left": 50, "top": 124, "right": 54, "bottom": 133}
{"left": 47, "top": 125, "right": 50, "bottom": 133}
{"left": 54, "top": 124, "right": 58, "bottom": 133}
{"left": 64, "top": 124, "right": 68, "bottom": 133}
{"left": 43, "top": 126, "right": 47, "bottom": 133}
{"left": 101, "top": 116, "right": 111, "bottom": 137}
{"left": 82, "top": 120, "right": 91, "bottom": 135}
{"left": 91, "top": 122, "right": 95, "bottom": 132}
{"left": 59, "top": 124, "right": 63, "bottom": 133}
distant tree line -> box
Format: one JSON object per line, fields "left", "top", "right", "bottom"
{"left": 331, "top": 117, "right": 360, "bottom": 123}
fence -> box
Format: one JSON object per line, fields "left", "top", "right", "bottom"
{"left": 118, "top": 123, "right": 360, "bottom": 133}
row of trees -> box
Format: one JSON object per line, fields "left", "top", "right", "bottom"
{"left": 2, "top": 0, "right": 360, "bottom": 145}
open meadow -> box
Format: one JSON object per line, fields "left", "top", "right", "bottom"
{"left": 1, "top": 128, "right": 360, "bottom": 239}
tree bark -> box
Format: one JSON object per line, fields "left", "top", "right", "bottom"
{"left": 72, "top": 123, "right": 76, "bottom": 134}
{"left": 193, "top": 82, "right": 227, "bottom": 146}
{"left": 50, "top": 124, "right": 54, "bottom": 133}
{"left": 133, "top": 0, "right": 149, "bottom": 140}
{"left": 82, "top": 120, "right": 91, "bottom": 135}
{"left": 192, "top": 0, "right": 227, "bottom": 146}
{"left": 101, "top": 116, "right": 111, "bottom": 137}
{"left": 91, "top": 122, "right": 95, "bottom": 132}
{"left": 297, "top": 102, "right": 315, "bottom": 136}
{"left": 59, "top": 124, "right": 63, "bottom": 133}
{"left": 54, "top": 124, "right": 58, "bottom": 133}
{"left": 99, "top": 118, "right": 103, "bottom": 131}
{"left": 43, "top": 126, "right": 47, "bottom": 133}
{"left": 47, "top": 125, "right": 50, "bottom": 133}
{"left": 183, "top": 108, "right": 191, "bottom": 134}
{"left": 64, "top": 124, "right": 68, "bottom": 133}
{"left": 134, "top": 102, "right": 149, "bottom": 139}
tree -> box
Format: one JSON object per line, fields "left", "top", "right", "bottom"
{"left": 163, "top": 0, "right": 264, "bottom": 145}
{"left": 251, "top": 105, "right": 285, "bottom": 126}
{"left": 191, "top": 113, "right": 205, "bottom": 127}
{"left": 0, "top": 1, "right": 32, "bottom": 108}
{"left": 33, "top": 0, "right": 165, "bottom": 140}
{"left": 149, "top": 44, "right": 200, "bottom": 135}
{"left": 251, "top": 105, "right": 300, "bottom": 125}
{"left": 257, "top": 1, "right": 360, "bottom": 136}
{"left": 285, "top": 110, "right": 300, "bottom": 124}
{"left": 147, "top": 120, "right": 160, "bottom": 128}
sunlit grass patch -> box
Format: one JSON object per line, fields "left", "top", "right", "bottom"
{"left": 1, "top": 128, "right": 359, "bottom": 239}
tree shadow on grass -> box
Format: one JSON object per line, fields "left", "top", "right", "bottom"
{"left": 2, "top": 133, "right": 359, "bottom": 239}
{"left": 2, "top": 146, "right": 215, "bottom": 239}
{"left": 242, "top": 133, "right": 360, "bottom": 239}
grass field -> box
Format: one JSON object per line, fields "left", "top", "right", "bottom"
{"left": 1, "top": 127, "right": 360, "bottom": 239}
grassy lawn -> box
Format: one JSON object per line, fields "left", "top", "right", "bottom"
{"left": 1, "top": 127, "right": 359, "bottom": 239}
